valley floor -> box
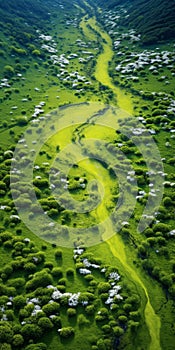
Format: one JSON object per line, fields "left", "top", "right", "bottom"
{"left": 0, "top": 1, "right": 175, "bottom": 350}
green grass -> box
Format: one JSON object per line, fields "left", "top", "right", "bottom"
{"left": 0, "top": 1, "right": 175, "bottom": 350}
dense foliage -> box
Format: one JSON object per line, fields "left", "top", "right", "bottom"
{"left": 97, "top": 0, "right": 175, "bottom": 44}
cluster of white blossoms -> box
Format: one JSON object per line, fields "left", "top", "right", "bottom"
{"left": 51, "top": 287, "right": 81, "bottom": 307}
{"left": 105, "top": 271, "right": 123, "bottom": 308}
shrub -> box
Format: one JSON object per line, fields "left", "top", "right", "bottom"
{"left": 118, "top": 315, "right": 127, "bottom": 324}
{"left": 123, "top": 303, "right": 133, "bottom": 313}
{"left": 66, "top": 268, "right": 74, "bottom": 277}
{"left": 113, "top": 326, "right": 124, "bottom": 337}
{"left": 4, "top": 65, "right": 14, "bottom": 78}
{"left": 51, "top": 267, "right": 63, "bottom": 278}
{"left": 6, "top": 310, "right": 15, "bottom": 321}
{"left": 153, "top": 223, "right": 170, "bottom": 234}
{"left": 13, "top": 334, "right": 24, "bottom": 347}
{"left": 0, "top": 322, "right": 13, "bottom": 343}
{"left": 77, "top": 314, "right": 90, "bottom": 326}
{"left": 129, "top": 311, "right": 140, "bottom": 321}
{"left": 55, "top": 249, "right": 62, "bottom": 259}
{"left": 51, "top": 316, "right": 61, "bottom": 327}
{"left": 67, "top": 308, "right": 76, "bottom": 317}
{"left": 128, "top": 320, "right": 140, "bottom": 332}
{"left": 0, "top": 344, "right": 12, "bottom": 350}
{"left": 98, "top": 282, "right": 110, "bottom": 294}
{"left": 24, "top": 262, "right": 36, "bottom": 274}
{"left": 59, "top": 327, "right": 74, "bottom": 338}
{"left": 163, "top": 196, "right": 173, "bottom": 207}
{"left": 32, "top": 49, "right": 41, "bottom": 56}
{"left": 42, "top": 302, "right": 60, "bottom": 316}
{"left": 2, "top": 265, "right": 13, "bottom": 276}
{"left": 8, "top": 278, "right": 25, "bottom": 289}
{"left": 0, "top": 232, "right": 13, "bottom": 242}
{"left": 16, "top": 117, "right": 28, "bottom": 126}
{"left": 44, "top": 262, "right": 54, "bottom": 270}
{"left": 13, "top": 295, "right": 26, "bottom": 310}
{"left": 38, "top": 317, "right": 53, "bottom": 330}
{"left": 85, "top": 305, "right": 95, "bottom": 315}
{"left": 26, "top": 272, "right": 53, "bottom": 291}
{"left": 101, "top": 325, "right": 111, "bottom": 334}
{"left": 97, "top": 339, "right": 106, "bottom": 350}
{"left": 21, "top": 324, "right": 42, "bottom": 341}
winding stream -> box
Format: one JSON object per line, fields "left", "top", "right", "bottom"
{"left": 80, "top": 11, "right": 161, "bottom": 350}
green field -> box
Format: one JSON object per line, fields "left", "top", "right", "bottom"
{"left": 0, "top": 1, "right": 175, "bottom": 350}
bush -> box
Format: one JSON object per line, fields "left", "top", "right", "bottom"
{"left": 51, "top": 316, "right": 61, "bottom": 327}
{"left": 38, "top": 317, "right": 53, "bottom": 330}
{"left": 44, "top": 262, "right": 54, "bottom": 270}
{"left": 16, "top": 117, "right": 28, "bottom": 126}
{"left": 113, "top": 326, "right": 124, "bottom": 337}
{"left": 66, "top": 268, "right": 74, "bottom": 277}
{"left": 2, "top": 265, "right": 13, "bottom": 277}
{"left": 59, "top": 327, "right": 74, "bottom": 338}
{"left": 13, "top": 334, "right": 24, "bottom": 347}
{"left": 55, "top": 249, "right": 62, "bottom": 259}
{"left": 8, "top": 278, "right": 25, "bottom": 289}
{"left": 77, "top": 314, "right": 90, "bottom": 326}
{"left": 97, "top": 339, "right": 106, "bottom": 350}
{"left": 163, "top": 197, "right": 173, "bottom": 207}
{"left": 26, "top": 272, "right": 53, "bottom": 291}
{"left": 0, "top": 344, "right": 12, "bottom": 350}
{"left": 21, "top": 324, "right": 42, "bottom": 341}
{"left": 42, "top": 302, "right": 60, "bottom": 316}
{"left": 67, "top": 308, "right": 76, "bottom": 317}
{"left": 24, "top": 262, "right": 36, "bottom": 274}
{"left": 85, "top": 305, "right": 95, "bottom": 315}
{"left": 98, "top": 282, "right": 110, "bottom": 294}
{"left": 153, "top": 223, "right": 170, "bottom": 234}
{"left": 51, "top": 268, "right": 63, "bottom": 278}
{"left": 118, "top": 315, "right": 127, "bottom": 324}
{"left": 0, "top": 322, "right": 13, "bottom": 343}
{"left": 6, "top": 310, "right": 15, "bottom": 321}
{"left": 58, "top": 278, "right": 67, "bottom": 286}
{"left": 4, "top": 65, "right": 14, "bottom": 78}
{"left": 129, "top": 311, "right": 140, "bottom": 321}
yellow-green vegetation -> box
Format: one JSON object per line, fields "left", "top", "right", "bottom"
{"left": 0, "top": 0, "right": 175, "bottom": 350}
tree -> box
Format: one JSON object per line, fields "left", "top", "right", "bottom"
{"left": 0, "top": 322, "right": 13, "bottom": 343}
{"left": 51, "top": 267, "right": 63, "bottom": 278}
{"left": 38, "top": 317, "right": 53, "bottom": 330}
{"left": 13, "top": 334, "right": 24, "bottom": 347}
{"left": 118, "top": 315, "right": 127, "bottom": 324}
{"left": 59, "top": 327, "right": 74, "bottom": 338}
{"left": 129, "top": 311, "right": 140, "bottom": 321}
{"left": 26, "top": 272, "right": 53, "bottom": 291}
{"left": 21, "top": 324, "right": 42, "bottom": 341}
{"left": 97, "top": 339, "right": 106, "bottom": 350}
{"left": 42, "top": 302, "right": 60, "bottom": 316}
{"left": 77, "top": 314, "right": 90, "bottom": 326}
{"left": 0, "top": 344, "right": 12, "bottom": 350}
{"left": 67, "top": 308, "right": 76, "bottom": 317}
{"left": 85, "top": 304, "right": 95, "bottom": 315}
{"left": 4, "top": 65, "right": 14, "bottom": 78}
{"left": 98, "top": 282, "right": 110, "bottom": 294}
{"left": 153, "top": 223, "right": 170, "bottom": 234}
{"left": 55, "top": 249, "right": 62, "bottom": 259}
{"left": 24, "top": 262, "right": 36, "bottom": 274}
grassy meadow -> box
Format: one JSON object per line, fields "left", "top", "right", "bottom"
{"left": 0, "top": 1, "right": 175, "bottom": 350}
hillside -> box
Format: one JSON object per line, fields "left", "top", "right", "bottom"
{"left": 0, "top": 1, "right": 175, "bottom": 350}
{"left": 97, "top": 0, "right": 175, "bottom": 44}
